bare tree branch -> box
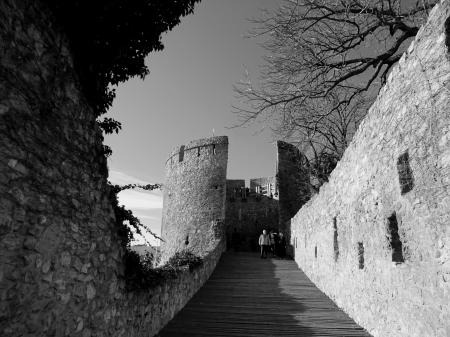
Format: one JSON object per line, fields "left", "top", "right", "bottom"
{"left": 234, "top": 0, "right": 436, "bottom": 189}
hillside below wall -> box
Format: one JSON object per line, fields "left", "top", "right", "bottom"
{"left": 291, "top": 2, "right": 450, "bottom": 337}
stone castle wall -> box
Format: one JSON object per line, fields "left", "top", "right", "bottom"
{"left": 160, "top": 136, "right": 228, "bottom": 262}
{"left": 277, "top": 141, "right": 310, "bottom": 243}
{"left": 225, "top": 179, "right": 279, "bottom": 251}
{"left": 291, "top": 2, "right": 450, "bottom": 336}
{"left": 224, "top": 143, "right": 310, "bottom": 253}
{"left": 0, "top": 1, "right": 225, "bottom": 336}
{"left": 0, "top": 1, "right": 123, "bottom": 335}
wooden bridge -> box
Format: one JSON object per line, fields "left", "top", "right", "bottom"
{"left": 158, "top": 252, "right": 371, "bottom": 336}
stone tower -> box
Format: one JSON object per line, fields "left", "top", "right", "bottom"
{"left": 277, "top": 141, "right": 310, "bottom": 236}
{"left": 160, "top": 136, "right": 228, "bottom": 262}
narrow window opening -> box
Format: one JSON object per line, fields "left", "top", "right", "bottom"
{"left": 445, "top": 16, "right": 450, "bottom": 53}
{"left": 295, "top": 237, "right": 297, "bottom": 249}
{"left": 397, "top": 151, "right": 414, "bottom": 194}
{"left": 333, "top": 217, "right": 339, "bottom": 262}
{"left": 179, "top": 145, "right": 185, "bottom": 162}
{"left": 358, "top": 242, "right": 364, "bottom": 269}
{"left": 197, "top": 147, "right": 201, "bottom": 157}
{"left": 314, "top": 246, "right": 317, "bottom": 259}
{"left": 185, "top": 235, "right": 189, "bottom": 245}
{"left": 212, "top": 144, "right": 216, "bottom": 155}
{"left": 388, "top": 213, "right": 404, "bottom": 263}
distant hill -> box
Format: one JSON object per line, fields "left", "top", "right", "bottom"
{"left": 130, "top": 244, "right": 158, "bottom": 257}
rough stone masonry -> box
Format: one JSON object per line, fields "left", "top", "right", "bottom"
{"left": 1, "top": 0, "right": 450, "bottom": 336}
{"left": 0, "top": 1, "right": 224, "bottom": 336}
{"left": 291, "top": 1, "right": 450, "bottom": 336}
{"left": 160, "top": 136, "right": 229, "bottom": 263}
{"left": 161, "top": 139, "right": 310, "bottom": 258}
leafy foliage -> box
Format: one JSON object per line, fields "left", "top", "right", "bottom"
{"left": 108, "top": 183, "right": 163, "bottom": 247}
{"left": 124, "top": 249, "right": 203, "bottom": 291}
{"left": 41, "top": 1, "right": 202, "bottom": 290}
{"left": 97, "top": 117, "right": 122, "bottom": 135}
{"left": 44, "top": 0, "right": 200, "bottom": 117}
{"left": 167, "top": 250, "right": 203, "bottom": 271}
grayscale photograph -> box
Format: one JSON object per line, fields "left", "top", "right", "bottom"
{"left": 0, "top": 0, "right": 449, "bottom": 336}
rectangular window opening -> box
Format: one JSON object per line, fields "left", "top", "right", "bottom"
{"left": 333, "top": 217, "right": 339, "bottom": 262}
{"left": 179, "top": 145, "right": 185, "bottom": 162}
{"left": 397, "top": 151, "right": 414, "bottom": 194}
{"left": 212, "top": 144, "right": 216, "bottom": 155}
{"left": 358, "top": 242, "right": 364, "bottom": 269}
{"left": 388, "top": 213, "right": 404, "bottom": 263}
{"left": 197, "top": 147, "right": 201, "bottom": 157}
{"left": 314, "top": 245, "right": 317, "bottom": 259}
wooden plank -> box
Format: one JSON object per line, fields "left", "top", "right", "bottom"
{"left": 157, "top": 252, "right": 372, "bottom": 336}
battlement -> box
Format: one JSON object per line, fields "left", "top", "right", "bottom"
{"left": 165, "top": 136, "right": 228, "bottom": 167}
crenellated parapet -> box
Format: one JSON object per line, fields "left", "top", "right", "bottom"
{"left": 165, "top": 136, "right": 229, "bottom": 168}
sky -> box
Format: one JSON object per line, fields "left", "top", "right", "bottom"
{"left": 105, "top": 0, "right": 280, "bottom": 245}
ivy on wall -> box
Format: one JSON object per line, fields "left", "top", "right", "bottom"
{"left": 40, "top": 0, "right": 203, "bottom": 287}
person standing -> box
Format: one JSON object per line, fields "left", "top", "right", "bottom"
{"left": 278, "top": 232, "right": 286, "bottom": 258}
{"left": 258, "top": 229, "right": 270, "bottom": 258}
{"left": 269, "top": 230, "right": 276, "bottom": 257}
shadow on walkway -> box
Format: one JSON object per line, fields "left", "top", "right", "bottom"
{"left": 157, "top": 252, "right": 371, "bottom": 336}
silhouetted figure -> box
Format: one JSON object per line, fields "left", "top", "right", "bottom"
{"left": 269, "top": 230, "right": 276, "bottom": 257}
{"left": 273, "top": 232, "right": 280, "bottom": 257}
{"left": 259, "top": 229, "right": 270, "bottom": 258}
{"left": 278, "top": 232, "right": 286, "bottom": 258}
{"left": 231, "top": 228, "right": 240, "bottom": 252}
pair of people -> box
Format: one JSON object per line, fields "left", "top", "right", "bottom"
{"left": 259, "top": 229, "right": 286, "bottom": 258}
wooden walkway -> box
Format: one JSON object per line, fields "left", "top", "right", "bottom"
{"left": 157, "top": 252, "right": 371, "bottom": 337}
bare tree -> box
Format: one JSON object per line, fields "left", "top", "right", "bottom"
{"left": 234, "top": 0, "right": 437, "bottom": 188}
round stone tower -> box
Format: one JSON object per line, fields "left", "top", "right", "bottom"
{"left": 160, "top": 136, "right": 228, "bottom": 262}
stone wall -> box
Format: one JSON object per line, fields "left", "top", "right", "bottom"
{"left": 160, "top": 136, "right": 228, "bottom": 262}
{"left": 0, "top": 1, "right": 123, "bottom": 335}
{"left": 224, "top": 142, "right": 311, "bottom": 254}
{"left": 277, "top": 141, "right": 310, "bottom": 243}
{"left": 121, "top": 241, "right": 225, "bottom": 337}
{"left": 0, "top": 1, "right": 225, "bottom": 336}
{"left": 225, "top": 179, "right": 279, "bottom": 251}
{"left": 291, "top": 2, "right": 450, "bottom": 336}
